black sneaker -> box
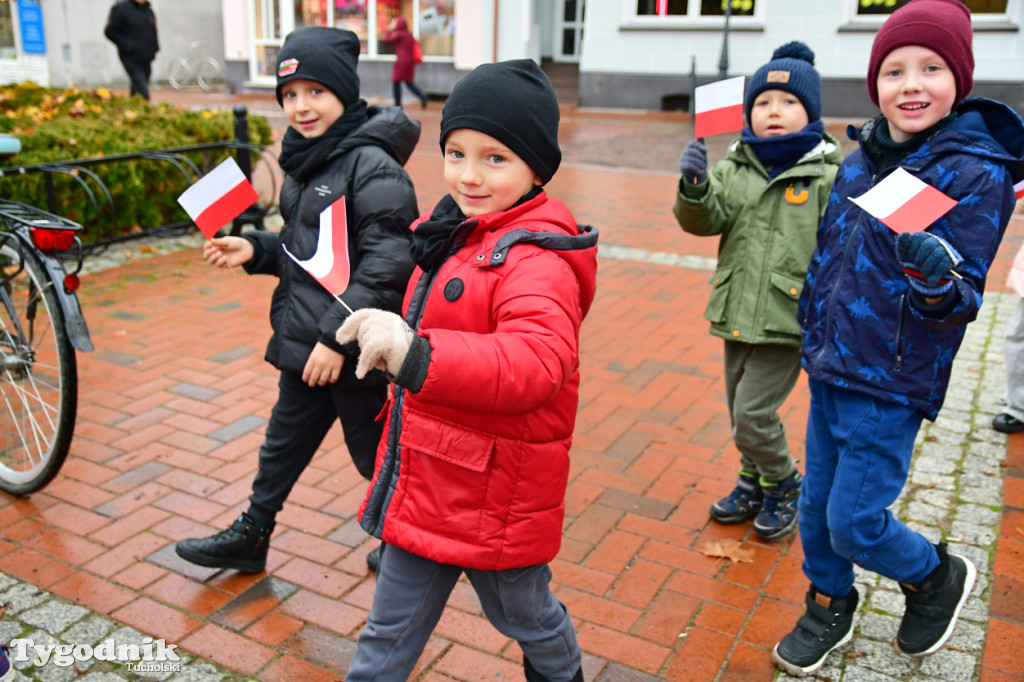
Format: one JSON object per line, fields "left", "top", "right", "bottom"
{"left": 993, "top": 412, "right": 1024, "bottom": 434}
{"left": 709, "top": 469, "right": 763, "bottom": 523}
{"left": 753, "top": 471, "right": 801, "bottom": 540}
{"left": 895, "top": 542, "right": 976, "bottom": 656}
{"left": 366, "top": 543, "right": 382, "bottom": 572}
{"left": 175, "top": 513, "right": 272, "bottom": 573}
{"left": 772, "top": 586, "right": 858, "bottom": 677}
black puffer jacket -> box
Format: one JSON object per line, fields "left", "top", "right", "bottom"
{"left": 104, "top": 0, "right": 159, "bottom": 62}
{"left": 244, "top": 105, "right": 419, "bottom": 385}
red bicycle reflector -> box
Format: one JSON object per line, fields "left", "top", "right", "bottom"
{"left": 30, "top": 227, "right": 76, "bottom": 251}
{"left": 64, "top": 273, "right": 80, "bottom": 291}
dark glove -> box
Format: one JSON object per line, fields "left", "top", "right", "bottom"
{"left": 678, "top": 138, "right": 708, "bottom": 185}
{"left": 894, "top": 231, "right": 963, "bottom": 297}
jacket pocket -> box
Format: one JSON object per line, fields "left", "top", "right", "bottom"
{"left": 762, "top": 271, "right": 805, "bottom": 337}
{"left": 399, "top": 414, "right": 496, "bottom": 472}
{"left": 704, "top": 267, "right": 733, "bottom": 324}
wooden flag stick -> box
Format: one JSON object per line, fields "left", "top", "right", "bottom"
{"left": 949, "top": 269, "right": 963, "bottom": 280}
{"left": 334, "top": 294, "right": 354, "bottom": 314}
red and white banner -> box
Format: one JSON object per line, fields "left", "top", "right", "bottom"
{"left": 694, "top": 76, "right": 745, "bottom": 139}
{"left": 849, "top": 168, "right": 958, "bottom": 234}
{"left": 281, "top": 196, "right": 351, "bottom": 297}
{"left": 176, "top": 157, "right": 259, "bottom": 239}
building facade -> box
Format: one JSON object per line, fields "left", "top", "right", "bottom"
{"left": 2, "top": 0, "right": 1022, "bottom": 117}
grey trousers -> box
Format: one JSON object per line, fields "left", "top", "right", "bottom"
{"left": 346, "top": 544, "right": 581, "bottom": 681}
{"left": 723, "top": 340, "right": 801, "bottom": 482}
{"left": 1003, "top": 298, "right": 1024, "bottom": 421}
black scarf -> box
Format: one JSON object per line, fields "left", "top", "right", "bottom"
{"left": 742, "top": 120, "right": 825, "bottom": 179}
{"left": 278, "top": 99, "right": 369, "bottom": 181}
{"left": 862, "top": 112, "right": 958, "bottom": 171}
{"left": 411, "top": 188, "right": 544, "bottom": 272}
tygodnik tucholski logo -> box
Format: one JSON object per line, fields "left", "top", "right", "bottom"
{"left": 8, "top": 636, "right": 181, "bottom": 673}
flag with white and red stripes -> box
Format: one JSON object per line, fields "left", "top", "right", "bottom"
{"left": 849, "top": 168, "right": 958, "bottom": 234}
{"left": 281, "top": 196, "right": 351, "bottom": 297}
{"left": 694, "top": 76, "right": 745, "bottom": 139}
{"left": 1013, "top": 178, "right": 1024, "bottom": 200}
{"left": 176, "top": 157, "right": 259, "bottom": 239}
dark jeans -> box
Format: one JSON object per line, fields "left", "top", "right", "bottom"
{"left": 121, "top": 57, "right": 152, "bottom": 100}
{"left": 247, "top": 370, "right": 385, "bottom": 526}
{"left": 393, "top": 81, "right": 426, "bottom": 107}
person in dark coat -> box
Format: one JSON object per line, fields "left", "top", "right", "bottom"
{"left": 104, "top": 0, "right": 159, "bottom": 100}
{"left": 383, "top": 16, "right": 427, "bottom": 108}
{"left": 174, "top": 26, "right": 419, "bottom": 575}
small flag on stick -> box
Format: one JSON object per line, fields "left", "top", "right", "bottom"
{"left": 282, "top": 196, "right": 353, "bottom": 313}
{"left": 177, "top": 157, "right": 259, "bottom": 239}
{"left": 1014, "top": 178, "right": 1024, "bottom": 200}
{"left": 694, "top": 76, "right": 745, "bottom": 139}
{"left": 849, "top": 168, "right": 958, "bottom": 234}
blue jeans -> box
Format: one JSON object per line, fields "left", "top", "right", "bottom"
{"left": 346, "top": 544, "right": 580, "bottom": 681}
{"left": 799, "top": 380, "right": 938, "bottom": 598}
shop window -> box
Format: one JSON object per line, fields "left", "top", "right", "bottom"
{"left": 855, "top": 0, "right": 1008, "bottom": 14}
{"left": 636, "top": 0, "right": 756, "bottom": 16}
{"left": 335, "top": 0, "right": 370, "bottom": 53}
{"left": 0, "top": 0, "right": 15, "bottom": 60}
{"left": 419, "top": 0, "right": 453, "bottom": 57}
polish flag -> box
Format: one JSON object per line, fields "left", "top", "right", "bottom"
{"left": 849, "top": 167, "right": 958, "bottom": 234}
{"left": 1014, "top": 178, "right": 1024, "bottom": 200}
{"left": 281, "top": 196, "right": 350, "bottom": 297}
{"left": 656, "top": 0, "right": 669, "bottom": 15}
{"left": 694, "top": 76, "right": 745, "bottom": 139}
{"left": 177, "top": 157, "right": 259, "bottom": 238}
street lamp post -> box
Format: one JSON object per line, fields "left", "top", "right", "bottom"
{"left": 717, "top": 1, "right": 733, "bottom": 80}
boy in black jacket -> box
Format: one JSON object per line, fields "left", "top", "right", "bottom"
{"left": 175, "top": 26, "right": 419, "bottom": 574}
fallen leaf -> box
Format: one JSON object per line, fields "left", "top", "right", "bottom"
{"left": 700, "top": 538, "right": 755, "bottom": 563}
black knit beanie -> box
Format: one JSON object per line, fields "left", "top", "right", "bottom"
{"left": 276, "top": 26, "right": 360, "bottom": 108}
{"left": 439, "top": 59, "right": 561, "bottom": 184}
{"left": 745, "top": 41, "right": 822, "bottom": 123}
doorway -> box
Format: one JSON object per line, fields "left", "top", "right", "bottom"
{"left": 554, "top": 0, "right": 583, "bottom": 63}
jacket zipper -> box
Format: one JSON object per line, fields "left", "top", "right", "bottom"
{"left": 894, "top": 292, "right": 907, "bottom": 371}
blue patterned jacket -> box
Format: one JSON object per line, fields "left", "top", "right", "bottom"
{"left": 799, "top": 98, "right": 1024, "bottom": 419}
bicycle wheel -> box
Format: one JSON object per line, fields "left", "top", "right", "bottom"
{"left": 0, "top": 243, "right": 77, "bottom": 495}
{"left": 196, "top": 57, "right": 222, "bottom": 92}
{"left": 168, "top": 58, "right": 192, "bottom": 90}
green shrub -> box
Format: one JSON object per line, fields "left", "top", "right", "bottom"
{"left": 0, "top": 83, "right": 273, "bottom": 241}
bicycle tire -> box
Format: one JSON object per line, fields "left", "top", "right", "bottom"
{"left": 168, "top": 57, "right": 192, "bottom": 90}
{"left": 0, "top": 243, "right": 77, "bottom": 495}
{"left": 196, "top": 57, "right": 222, "bottom": 92}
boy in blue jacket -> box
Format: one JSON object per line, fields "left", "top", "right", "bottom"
{"left": 772, "top": 0, "right": 1024, "bottom": 676}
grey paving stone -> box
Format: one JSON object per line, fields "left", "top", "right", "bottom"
{"left": 19, "top": 601, "right": 90, "bottom": 635}
{"left": 850, "top": 637, "right": 915, "bottom": 678}
{"left": 61, "top": 615, "right": 117, "bottom": 647}
{"left": 918, "top": 647, "right": 978, "bottom": 681}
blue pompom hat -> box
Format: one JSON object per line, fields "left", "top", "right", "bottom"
{"left": 744, "top": 41, "right": 822, "bottom": 123}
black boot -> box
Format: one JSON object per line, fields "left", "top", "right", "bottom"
{"left": 366, "top": 542, "right": 383, "bottom": 572}
{"left": 895, "top": 541, "right": 976, "bottom": 656}
{"left": 772, "top": 585, "right": 858, "bottom": 677}
{"left": 175, "top": 513, "right": 272, "bottom": 573}
{"left": 524, "top": 657, "right": 583, "bottom": 682}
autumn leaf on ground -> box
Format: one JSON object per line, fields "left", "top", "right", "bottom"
{"left": 700, "top": 538, "right": 755, "bottom": 563}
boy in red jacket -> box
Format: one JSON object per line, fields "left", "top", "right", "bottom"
{"left": 337, "top": 59, "right": 598, "bottom": 682}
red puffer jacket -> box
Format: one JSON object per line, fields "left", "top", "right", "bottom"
{"left": 358, "top": 192, "right": 598, "bottom": 570}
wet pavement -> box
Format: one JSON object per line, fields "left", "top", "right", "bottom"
{"left": 0, "top": 86, "right": 1021, "bottom": 681}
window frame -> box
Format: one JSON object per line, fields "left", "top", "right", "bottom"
{"left": 844, "top": 0, "right": 1018, "bottom": 26}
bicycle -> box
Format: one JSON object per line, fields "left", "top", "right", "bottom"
{"left": 169, "top": 41, "right": 222, "bottom": 92}
{"left": 0, "top": 133, "right": 93, "bottom": 495}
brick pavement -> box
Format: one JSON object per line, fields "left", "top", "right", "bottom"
{"left": 0, "top": 90, "right": 1022, "bottom": 681}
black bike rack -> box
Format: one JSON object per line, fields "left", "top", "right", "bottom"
{"left": 0, "top": 106, "right": 280, "bottom": 255}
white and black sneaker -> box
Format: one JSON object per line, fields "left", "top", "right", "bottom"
{"left": 895, "top": 542, "right": 976, "bottom": 656}
{"left": 772, "top": 586, "right": 858, "bottom": 677}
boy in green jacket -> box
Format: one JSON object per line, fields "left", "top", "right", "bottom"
{"left": 673, "top": 42, "right": 843, "bottom": 540}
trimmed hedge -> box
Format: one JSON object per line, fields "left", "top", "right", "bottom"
{"left": 0, "top": 82, "right": 273, "bottom": 241}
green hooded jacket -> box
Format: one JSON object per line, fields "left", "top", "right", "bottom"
{"left": 673, "top": 133, "right": 842, "bottom": 347}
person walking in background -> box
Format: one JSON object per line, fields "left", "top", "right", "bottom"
{"left": 384, "top": 16, "right": 428, "bottom": 109}
{"left": 104, "top": 0, "right": 159, "bottom": 101}
{"left": 993, "top": 242, "right": 1024, "bottom": 434}
{"left": 673, "top": 42, "right": 843, "bottom": 541}
{"left": 337, "top": 59, "right": 597, "bottom": 682}
{"left": 174, "top": 26, "right": 419, "bottom": 575}
{"left": 773, "top": 0, "right": 1024, "bottom": 676}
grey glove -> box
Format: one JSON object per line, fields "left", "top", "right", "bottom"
{"left": 678, "top": 138, "right": 708, "bottom": 184}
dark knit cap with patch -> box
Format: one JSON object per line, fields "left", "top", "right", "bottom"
{"left": 745, "top": 41, "right": 822, "bottom": 123}
{"left": 275, "top": 26, "right": 360, "bottom": 108}
{"left": 439, "top": 59, "right": 561, "bottom": 184}
{"left": 867, "top": 0, "right": 974, "bottom": 107}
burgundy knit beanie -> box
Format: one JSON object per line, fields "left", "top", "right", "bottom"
{"left": 867, "top": 0, "right": 974, "bottom": 107}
